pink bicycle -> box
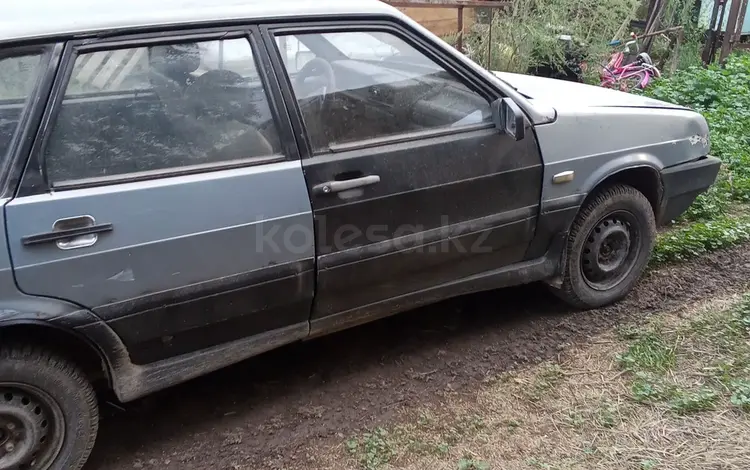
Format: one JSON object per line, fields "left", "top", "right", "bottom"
{"left": 599, "top": 33, "right": 661, "bottom": 92}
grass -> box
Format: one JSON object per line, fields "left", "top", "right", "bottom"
{"left": 335, "top": 293, "right": 750, "bottom": 470}
{"left": 652, "top": 213, "right": 750, "bottom": 265}
{"left": 641, "top": 53, "right": 750, "bottom": 263}
{"left": 616, "top": 327, "right": 676, "bottom": 372}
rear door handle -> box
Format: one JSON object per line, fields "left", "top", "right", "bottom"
{"left": 313, "top": 175, "right": 381, "bottom": 195}
{"left": 22, "top": 215, "right": 113, "bottom": 249}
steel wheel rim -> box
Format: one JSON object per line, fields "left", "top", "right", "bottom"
{"left": 0, "top": 383, "right": 65, "bottom": 470}
{"left": 580, "top": 210, "right": 641, "bottom": 291}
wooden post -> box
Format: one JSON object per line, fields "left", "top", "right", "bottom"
{"left": 702, "top": 0, "right": 724, "bottom": 64}
{"left": 643, "top": 0, "right": 665, "bottom": 53}
{"left": 487, "top": 8, "right": 494, "bottom": 68}
{"left": 720, "top": 0, "right": 743, "bottom": 62}
{"left": 457, "top": 6, "right": 464, "bottom": 52}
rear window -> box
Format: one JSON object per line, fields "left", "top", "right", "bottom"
{"left": 0, "top": 53, "right": 44, "bottom": 162}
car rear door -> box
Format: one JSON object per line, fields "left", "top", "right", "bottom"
{"left": 263, "top": 22, "right": 544, "bottom": 335}
{"left": 4, "top": 29, "right": 315, "bottom": 365}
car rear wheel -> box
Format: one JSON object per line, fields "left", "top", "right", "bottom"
{"left": 551, "top": 184, "right": 656, "bottom": 309}
{"left": 0, "top": 346, "right": 98, "bottom": 470}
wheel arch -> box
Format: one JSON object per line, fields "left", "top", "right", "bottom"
{"left": 583, "top": 165, "right": 664, "bottom": 219}
{"left": 544, "top": 164, "right": 664, "bottom": 287}
{"left": 0, "top": 321, "right": 112, "bottom": 389}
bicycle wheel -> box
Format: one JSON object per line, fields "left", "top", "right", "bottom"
{"left": 616, "top": 70, "right": 647, "bottom": 92}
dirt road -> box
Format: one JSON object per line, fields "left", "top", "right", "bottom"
{"left": 85, "top": 245, "right": 750, "bottom": 469}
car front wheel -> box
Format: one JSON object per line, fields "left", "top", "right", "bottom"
{"left": 551, "top": 184, "right": 656, "bottom": 309}
{"left": 0, "top": 345, "right": 98, "bottom": 470}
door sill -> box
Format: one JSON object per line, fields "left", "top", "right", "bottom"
{"left": 80, "top": 321, "right": 309, "bottom": 402}
{"left": 308, "top": 232, "right": 567, "bottom": 338}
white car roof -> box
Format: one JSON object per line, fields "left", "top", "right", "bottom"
{"left": 1, "top": 0, "right": 399, "bottom": 44}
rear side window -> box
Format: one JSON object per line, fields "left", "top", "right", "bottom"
{"left": 0, "top": 53, "right": 44, "bottom": 163}
{"left": 44, "top": 38, "right": 282, "bottom": 185}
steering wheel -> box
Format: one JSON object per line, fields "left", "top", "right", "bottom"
{"left": 293, "top": 57, "right": 336, "bottom": 112}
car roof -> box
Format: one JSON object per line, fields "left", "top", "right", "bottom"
{"left": 1, "top": 0, "right": 399, "bottom": 44}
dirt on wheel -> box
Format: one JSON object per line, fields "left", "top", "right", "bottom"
{"left": 85, "top": 245, "right": 750, "bottom": 469}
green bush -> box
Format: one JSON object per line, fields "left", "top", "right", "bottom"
{"left": 644, "top": 54, "right": 750, "bottom": 209}
{"left": 636, "top": 53, "right": 750, "bottom": 263}
{"left": 451, "top": 0, "right": 640, "bottom": 73}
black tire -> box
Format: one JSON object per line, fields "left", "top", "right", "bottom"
{"left": 0, "top": 345, "right": 98, "bottom": 470}
{"left": 550, "top": 184, "right": 656, "bottom": 309}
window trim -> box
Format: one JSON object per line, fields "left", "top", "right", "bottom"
{"left": 1, "top": 43, "right": 61, "bottom": 199}
{"left": 260, "top": 20, "right": 504, "bottom": 158}
{"left": 18, "top": 26, "right": 298, "bottom": 195}
{"left": 328, "top": 122, "right": 495, "bottom": 154}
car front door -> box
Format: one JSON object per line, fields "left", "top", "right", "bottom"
{"left": 264, "top": 23, "right": 544, "bottom": 335}
{"left": 5, "top": 30, "right": 315, "bottom": 365}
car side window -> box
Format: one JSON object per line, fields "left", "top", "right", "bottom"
{"left": 44, "top": 38, "right": 282, "bottom": 186}
{"left": 0, "top": 53, "right": 44, "bottom": 163}
{"left": 274, "top": 30, "right": 491, "bottom": 153}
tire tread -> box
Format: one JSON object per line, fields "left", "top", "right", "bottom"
{"left": 552, "top": 183, "right": 655, "bottom": 309}
{"left": 0, "top": 344, "right": 98, "bottom": 470}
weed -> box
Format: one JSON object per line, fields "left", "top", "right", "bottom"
{"left": 404, "top": 437, "right": 451, "bottom": 458}
{"left": 729, "top": 380, "right": 750, "bottom": 411}
{"left": 642, "top": 54, "right": 750, "bottom": 263}
{"left": 705, "top": 358, "right": 750, "bottom": 386}
{"left": 346, "top": 439, "right": 358, "bottom": 455}
{"left": 640, "top": 459, "right": 660, "bottom": 469}
{"left": 437, "top": 442, "right": 451, "bottom": 455}
{"left": 581, "top": 444, "right": 598, "bottom": 455}
{"left": 615, "top": 324, "right": 645, "bottom": 341}
{"left": 595, "top": 401, "right": 619, "bottom": 428}
{"left": 668, "top": 387, "right": 720, "bottom": 415}
{"left": 617, "top": 330, "right": 676, "bottom": 373}
{"left": 564, "top": 410, "right": 586, "bottom": 427}
{"left": 652, "top": 217, "right": 750, "bottom": 265}
{"left": 348, "top": 428, "right": 394, "bottom": 470}
{"left": 631, "top": 372, "right": 676, "bottom": 403}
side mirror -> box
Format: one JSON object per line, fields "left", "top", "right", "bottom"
{"left": 492, "top": 97, "right": 525, "bottom": 141}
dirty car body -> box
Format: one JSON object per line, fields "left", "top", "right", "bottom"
{"left": 0, "top": 1, "right": 720, "bottom": 468}
{"left": 494, "top": 71, "right": 718, "bottom": 226}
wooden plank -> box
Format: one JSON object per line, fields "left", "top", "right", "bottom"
{"left": 399, "top": 7, "right": 476, "bottom": 36}
{"left": 702, "top": 0, "right": 723, "bottom": 64}
{"left": 720, "top": 0, "right": 743, "bottom": 61}
{"left": 457, "top": 6, "right": 464, "bottom": 50}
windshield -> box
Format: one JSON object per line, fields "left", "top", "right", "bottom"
{"left": 0, "top": 53, "right": 44, "bottom": 164}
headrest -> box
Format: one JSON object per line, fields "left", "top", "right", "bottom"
{"left": 149, "top": 43, "right": 201, "bottom": 78}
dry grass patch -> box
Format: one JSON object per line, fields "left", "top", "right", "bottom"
{"left": 336, "top": 293, "right": 750, "bottom": 470}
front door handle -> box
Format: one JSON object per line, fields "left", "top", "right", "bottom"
{"left": 22, "top": 215, "right": 113, "bottom": 249}
{"left": 313, "top": 175, "right": 381, "bottom": 195}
